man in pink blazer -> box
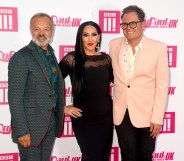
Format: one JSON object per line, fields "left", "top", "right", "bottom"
{"left": 109, "top": 5, "right": 169, "bottom": 160}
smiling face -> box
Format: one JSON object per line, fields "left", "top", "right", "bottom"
{"left": 121, "top": 11, "right": 145, "bottom": 46}
{"left": 30, "top": 16, "right": 53, "bottom": 50}
{"left": 82, "top": 25, "right": 100, "bottom": 55}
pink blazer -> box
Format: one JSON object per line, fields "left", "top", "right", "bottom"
{"left": 109, "top": 36, "right": 170, "bottom": 127}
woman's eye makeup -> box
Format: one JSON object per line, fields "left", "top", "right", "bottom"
{"left": 92, "top": 33, "right": 98, "bottom": 36}
{"left": 83, "top": 33, "right": 88, "bottom": 37}
{"left": 82, "top": 33, "right": 98, "bottom": 37}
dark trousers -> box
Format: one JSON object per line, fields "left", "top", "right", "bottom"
{"left": 115, "top": 110, "right": 155, "bottom": 161}
{"left": 18, "top": 113, "right": 56, "bottom": 161}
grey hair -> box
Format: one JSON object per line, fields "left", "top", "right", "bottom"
{"left": 30, "top": 12, "right": 54, "bottom": 30}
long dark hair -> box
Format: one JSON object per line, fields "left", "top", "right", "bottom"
{"left": 72, "top": 21, "right": 102, "bottom": 105}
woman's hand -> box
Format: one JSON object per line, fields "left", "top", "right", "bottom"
{"left": 64, "top": 105, "right": 82, "bottom": 118}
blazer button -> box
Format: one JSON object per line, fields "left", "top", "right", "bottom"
{"left": 49, "top": 94, "right": 52, "bottom": 97}
{"left": 127, "top": 85, "right": 130, "bottom": 88}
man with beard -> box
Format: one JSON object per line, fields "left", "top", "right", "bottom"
{"left": 8, "top": 13, "right": 65, "bottom": 161}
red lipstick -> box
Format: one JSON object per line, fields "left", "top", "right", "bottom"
{"left": 87, "top": 43, "right": 93, "bottom": 46}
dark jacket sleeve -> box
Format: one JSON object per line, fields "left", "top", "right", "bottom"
{"left": 8, "top": 52, "right": 29, "bottom": 138}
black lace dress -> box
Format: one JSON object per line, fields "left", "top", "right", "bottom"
{"left": 59, "top": 51, "right": 113, "bottom": 161}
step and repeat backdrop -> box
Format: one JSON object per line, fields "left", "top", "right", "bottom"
{"left": 0, "top": 0, "right": 183, "bottom": 160}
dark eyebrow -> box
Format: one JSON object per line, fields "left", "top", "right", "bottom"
{"left": 83, "top": 32, "right": 98, "bottom": 34}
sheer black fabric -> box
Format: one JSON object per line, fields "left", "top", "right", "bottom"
{"left": 59, "top": 51, "right": 113, "bottom": 161}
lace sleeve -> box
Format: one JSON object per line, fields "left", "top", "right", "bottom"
{"left": 104, "top": 54, "right": 114, "bottom": 83}
{"left": 58, "top": 52, "right": 75, "bottom": 79}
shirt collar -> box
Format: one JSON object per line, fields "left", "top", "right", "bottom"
{"left": 124, "top": 36, "right": 144, "bottom": 50}
{"left": 30, "top": 40, "right": 54, "bottom": 55}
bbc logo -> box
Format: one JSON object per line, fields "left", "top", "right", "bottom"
{"left": 161, "top": 112, "right": 175, "bottom": 133}
{"left": 99, "top": 10, "right": 120, "bottom": 34}
{"left": 59, "top": 45, "right": 74, "bottom": 61}
{"left": 0, "top": 7, "right": 18, "bottom": 32}
{"left": 0, "top": 81, "right": 8, "bottom": 105}
{"left": 167, "top": 46, "right": 177, "bottom": 68}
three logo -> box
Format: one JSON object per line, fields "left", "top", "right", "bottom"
{"left": 0, "top": 7, "right": 18, "bottom": 32}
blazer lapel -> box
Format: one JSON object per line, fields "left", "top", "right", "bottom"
{"left": 27, "top": 42, "right": 52, "bottom": 88}
{"left": 117, "top": 39, "right": 130, "bottom": 83}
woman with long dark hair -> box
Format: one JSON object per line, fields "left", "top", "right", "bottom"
{"left": 59, "top": 21, "right": 113, "bottom": 161}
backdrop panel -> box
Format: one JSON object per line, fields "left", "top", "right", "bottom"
{"left": 0, "top": 0, "right": 183, "bottom": 160}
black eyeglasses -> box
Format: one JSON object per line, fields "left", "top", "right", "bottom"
{"left": 120, "top": 21, "right": 142, "bottom": 29}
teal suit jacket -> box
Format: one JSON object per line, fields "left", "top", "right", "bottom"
{"left": 8, "top": 41, "right": 65, "bottom": 146}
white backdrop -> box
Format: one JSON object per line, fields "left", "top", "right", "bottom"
{"left": 0, "top": 0, "right": 183, "bottom": 160}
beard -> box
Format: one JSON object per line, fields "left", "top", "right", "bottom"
{"left": 32, "top": 35, "right": 52, "bottom": 49}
